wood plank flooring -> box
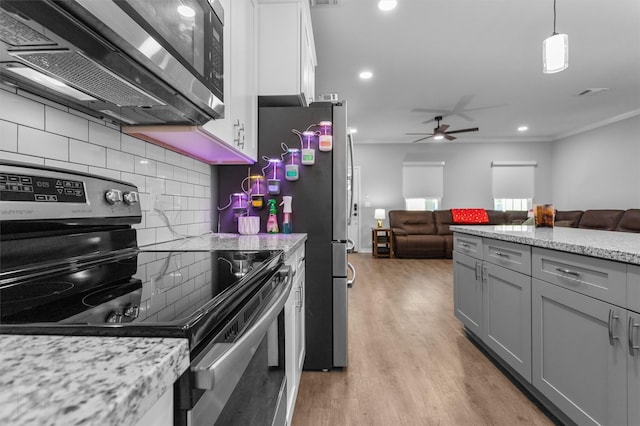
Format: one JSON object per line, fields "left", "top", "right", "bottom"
{"left": 291, "top": 254, "right": 555, "bottom": 426}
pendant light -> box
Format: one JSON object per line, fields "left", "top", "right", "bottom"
{"left": 543, "top": 0, "right": 568, "bottom": 74}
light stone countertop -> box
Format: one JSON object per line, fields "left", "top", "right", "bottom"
{"left": 450, "top": 225, "right": 640, "bottom": 265}
{"left": 0, "top": 335, "right": 189, "bottom": 426}
{"left": 139, "top": 233, "right": 307, "bottom": 260}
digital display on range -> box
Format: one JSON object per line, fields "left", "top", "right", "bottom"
{"left": 0, "top": 173, "right": 86, "bottom": 203}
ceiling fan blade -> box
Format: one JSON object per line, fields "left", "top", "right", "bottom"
{"left": 411, "top": 135, "right": 434, "bottom": 143}
{"left": 436, "top": 124, "right": 450, "bottom": 133}
{"left": 451, "top": 94, "right": 474, "bottom": 114}
{"left": 405, "top": 132, "right": 434, "bottom": 135}
{"left": 444, "top": 134, "right": 456, "bottom": 141}
{"left": 412, "top": 107, "right": 448, "bottom": 113}
{"left": 445, "top": 127, "right": 479, "bottom": 134}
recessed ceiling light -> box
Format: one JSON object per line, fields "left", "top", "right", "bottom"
{"left": 359, "top": 71, "right": 373, "bottom": 79}
{"left": 378, "top": 0, "right": 397, "bottom": 11}
{"left": 518, "top": 126, "right": 529, "bottom": 132}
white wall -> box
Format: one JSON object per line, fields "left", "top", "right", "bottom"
{"left": 354, "top": 141, "right": 553, "bottom": 250}
{"left": 551, "top": 115, "right": 640, "bottom": 210}
{"left": 0, "top": 87, "right": 213, "bottom": 246}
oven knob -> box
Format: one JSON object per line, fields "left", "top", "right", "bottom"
{"left": 105, "top": 189, "right": 123, "bottom": 205}
{"left": 123, "top": 191, "right": 139, "bottom": 205}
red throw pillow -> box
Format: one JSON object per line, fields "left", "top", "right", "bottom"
{"left": 451, "top": 208, "right": 490, "bottom": 224}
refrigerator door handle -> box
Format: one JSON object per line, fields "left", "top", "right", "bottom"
{"left": 346, "top": 238, "right": 355, "bottom": 253}
{"left": 347, "top": 262, "right": 356, "bottom": 288}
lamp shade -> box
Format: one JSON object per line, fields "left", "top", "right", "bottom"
{"left": 543, "top": 33, "right": 568, "bottom": 73}
{"left": 374, "top": 209, "right": 386, "bottom": 220}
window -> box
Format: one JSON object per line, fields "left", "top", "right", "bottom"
{"left": 494, "top": 198, "right": 531, "bottom": 211}
{"left": 405, "top": 197, "right": 440, "bottom": 211}
{"left": 402, "top": 161, "right": 444, "bottom": 211}
{"left": 491, "top": 161, "right": 536, "bottom": 211}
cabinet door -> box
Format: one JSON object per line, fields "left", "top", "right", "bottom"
{"left": 453, "top": 251, "right": 483, "bottom": 336}
{"left": 532, "top": 278, "right": 627, "bottom": 426}
{"left": 483, "top": 263, "right": 532, "bottom": 382}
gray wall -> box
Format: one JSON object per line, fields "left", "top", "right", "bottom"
{"left": 551, "top": 115, "right": 640, "bottom": 210}
{"left": 354, "top": 114, "right": 639, "bottom": 251}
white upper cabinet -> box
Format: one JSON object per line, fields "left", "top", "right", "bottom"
{"left": 257, "top": 0, "right": 317, "bottom": 106}
{"left": 201, "top": 0, "right": 258, "bottom": 162}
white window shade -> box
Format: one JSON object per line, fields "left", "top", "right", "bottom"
{"left": 402, "top": 162, "right": 444, "bottom": 198}
{"left": 491, "top": 161, "right": 536, "bottom": 199}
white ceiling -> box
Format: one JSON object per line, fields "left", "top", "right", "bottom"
{"left": 309, "top": 0, "right": 640, "bottom": 144}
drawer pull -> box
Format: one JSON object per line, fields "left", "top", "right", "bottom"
{"left": 555, "top": 267, "right": 580, "bottom": 277}
{"left": 494, "top": 251, "right": 510, "bottom": 258}
{"left": 629, "top": 317, "right": 640, "bottom": 356}
{"left": 608, "top": 309, "right": 619, "bottom": 346}
{"left": 459, "top": 242, "right": 470, "bottom": 248}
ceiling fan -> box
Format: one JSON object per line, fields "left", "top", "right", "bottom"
{"left": 406, "top": 116, "right": 479, "bottom": 142}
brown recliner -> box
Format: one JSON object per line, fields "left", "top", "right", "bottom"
{"left": 554, "top": 210, "right": 584, "bottom": 227}
{"left": 434, "top": 210, "right": 454, "bottom": 258}
{"left": 615, "top": 209, "right": 640, "bottom": 233}
{"left": 389, "top": 210, "right": 446, "bottom": 258}
{"left": 577, "top": 210, "right": 625, "bottom": 231}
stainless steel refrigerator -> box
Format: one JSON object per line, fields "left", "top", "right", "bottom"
{"left": 217, "top": 101, "right": 354, "bottom": 370}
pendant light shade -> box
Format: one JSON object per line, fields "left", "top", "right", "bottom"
{"left": 543, "top": 33, "right": 568, "bottom": 73}
{"left": 542, "top": 0, "right": 568, "bottom": 74}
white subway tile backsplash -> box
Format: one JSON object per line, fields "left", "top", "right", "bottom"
{"left": 135, "top": 157, "right": 157, "bottom": 176}
{"left": 89, "top": 122, "right": 121, "bottom": 150}
{"left": 121, "top": 134, "right": 147, "bottom": 157}
{"left": 106, "top": 149, "right": 135, "bottom": 173}
{"left": 0, "top": 91, "right": 45, "bottom": 129}
{"left": 146, "top": 143, "right": 165, "bottom": 162}
{"left": 45, "top": 106, "right": 88, "bottom": 141}
{"left": 3, "top": 91, "right": 212, "bottom": 241}
{"left": 16, "top": 90, "right": 65, "bottom": 111}
{"left": 156, "top": 162, "right": 174, "bottom": 179}
{"left": 19, "top": 126, "right": 68, "bottom": 161}
{"left": 121, "top": 172, "right": 146, "bottom": 192}
{"left": 0, "top": 151, "right": 45, "bottom": 165}
{"left": 0, "top": 120, "right": 18, "bottom": 152}
{"left": 88, "top": 166, "right": 121, "bottom": 181}
{"left": 70, "top": 139, "right": 106, "bottom": 167}
{"left": 44, "top": 159, "right": 89, "bottom": 173}
{"left": 173, "top": 166, "right": 189, "bottom": 182}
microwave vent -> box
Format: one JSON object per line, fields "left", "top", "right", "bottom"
{"left": 11, "top": 50, "right": 166, "bottom": 107}
{"left": 0, "top": 10, "right": 56, "bottom": 47}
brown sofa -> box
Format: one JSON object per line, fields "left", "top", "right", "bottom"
{"left": 388, "top": 208, "right": 640, "bottom": 259}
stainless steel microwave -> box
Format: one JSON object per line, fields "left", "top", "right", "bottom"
{"left": 0, "top": 0, "right": 224, "bottom": 125}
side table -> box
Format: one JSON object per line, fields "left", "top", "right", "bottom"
{"left": 372, "top": 228, "right": 393, "bottom": 258}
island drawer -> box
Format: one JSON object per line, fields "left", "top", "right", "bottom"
{"left": 629, "top": 265, "right": 640, "bottom": 313}
{"left": 483, "top": 238, "right": 531, "bottom": 275}
{"left": 454, "top": 234, "right": 483, "bottom": 260}
{"left": 532, "top": 247, "right": 627, "bottom": 307}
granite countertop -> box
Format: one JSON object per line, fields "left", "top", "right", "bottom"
{"left": 0, "top": 335, "right": 189, "bottom": 426}
{"left": 451, "top": 225, "right": 640, "bottom": 265}
{"left": 139, "top": 233, "right": 307, "bottom": 260}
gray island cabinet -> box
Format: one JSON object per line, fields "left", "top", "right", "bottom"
{"left": 451, "top": 225, "right": 640, "bottom": 426}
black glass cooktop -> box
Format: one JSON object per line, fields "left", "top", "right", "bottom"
{"left": 0, "top": 250, "right": 283, "bottom": 351}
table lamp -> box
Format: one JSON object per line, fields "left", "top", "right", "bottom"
{"left": 374, "top": 209, "right": 386, "bottom": 228}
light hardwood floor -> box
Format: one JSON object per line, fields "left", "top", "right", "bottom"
{"left": 291, "top": 254, "right": 555, "bottom": 426}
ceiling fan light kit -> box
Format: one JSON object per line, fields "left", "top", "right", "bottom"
{"left": 543, "top": 0, "right": 568, "bottom": 74}
{"left": 406, "top": 116, "right": 479, "bottom": 143}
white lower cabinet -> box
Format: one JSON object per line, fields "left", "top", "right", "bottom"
{"left": 284, "top": 244, "right": 306, "bottom": 425}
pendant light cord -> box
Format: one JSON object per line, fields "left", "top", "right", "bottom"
{"left": 552, "top": 0, "right": 557, "bottom": 35}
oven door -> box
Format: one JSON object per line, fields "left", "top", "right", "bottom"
{"left": 187, "top": 265, "right": 292, "bottom": 426}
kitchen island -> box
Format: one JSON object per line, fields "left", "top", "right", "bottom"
{"left": 0, "top": 233, "right": 307, "bottom": 426}
{"left": 451, "top": 225, "right": 640, "bottom": 426}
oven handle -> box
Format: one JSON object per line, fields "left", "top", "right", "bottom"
{"left": 192, "top": 265, "right": 293, "bottom": 390}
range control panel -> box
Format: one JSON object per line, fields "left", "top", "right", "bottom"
{"left": 0, "top": 172, "right": 86, "bottom": 203}
{"left": 0, "top": 161, "right": 141, "bottom": 223}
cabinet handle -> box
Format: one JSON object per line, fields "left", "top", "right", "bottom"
{"left": 295, "top": 287, "right": 302, "bottom": 309}
{"left": 494, "top": 251, "right": 509, "bottom": 258}
{"left": 474, "top": 262, "right": 480, "bottom": 281}
{"left": 482, "top": 265, "right": 487, "bottom": 282}
{"left": 608, "top": 309, "right": 619, "bottom": 346}
{"left": 555, "top": 267, "right": 580, "bottom": 277}
{"left": 459, "top": 242, "right": 469, "bottom": 248}
{"left": 629, "top": 317, "right": 640, "bottom": 356}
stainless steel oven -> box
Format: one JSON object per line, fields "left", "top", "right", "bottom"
{"left": 0, "top": 161, "right": 291, "bottom": 426}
